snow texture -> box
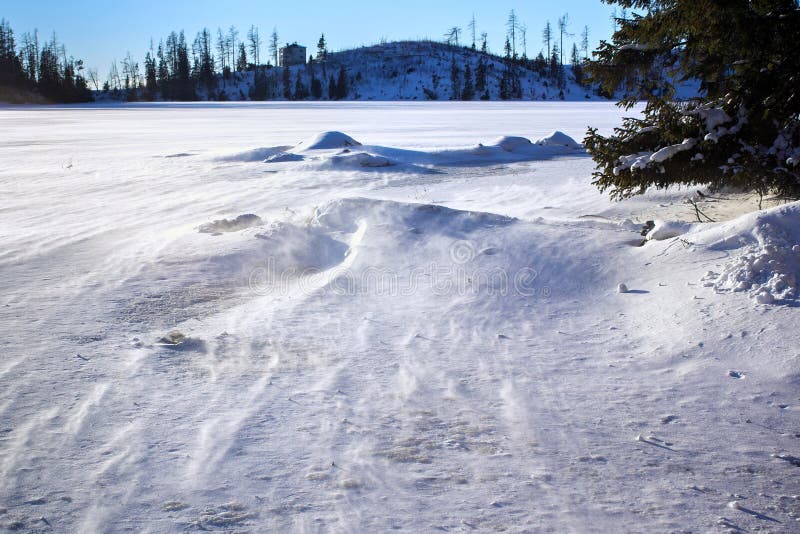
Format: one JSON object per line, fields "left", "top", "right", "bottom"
{"left": 0, "top": 102, "right": 797, "bottom": 533}
{"left": 696, "top": 203, "right": 800, "bottom": 304}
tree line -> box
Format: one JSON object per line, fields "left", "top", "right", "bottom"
{"left": 0, "top": 19, "right": 92, "bottom": 103}
{"left": 1, "top": 10, "right": 597, "bottom": 103}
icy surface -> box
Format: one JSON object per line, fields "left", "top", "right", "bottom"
{"left": 0, "top": 102, "right": 798, "bottom": 532}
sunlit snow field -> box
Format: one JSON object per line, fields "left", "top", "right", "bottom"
{"left": 1, "top": 102, "right": 798, "bottom": 532}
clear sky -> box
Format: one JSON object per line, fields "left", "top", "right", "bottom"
{"left": 1, "top": 1, "right": 619, "bottom": 76}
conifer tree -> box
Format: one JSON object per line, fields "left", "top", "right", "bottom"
{"left": 475, "top": 56, "right": 487, "bottom": 93}
{"left": 328, "top": 74, "right": 336, "bottom": 100}
{"left": 282, "top": 65, "right": 291, "bottom": 99}
{"left": 461, "top": 63, "right": 475, "bottom": 101}
{"left": 335, "top": 65, "right": 348, "bottom": 99}
{"left": 310, "top": 74, "right": 322, "bottom": 99}
{"left": 237, "top": 43, "right": 247, "bottom": 71}
{"left": 144, "top": 51, "right": 157, "bottom": 100}
{"left": 317, "top": 34, "right": 327, "bottom": 62}
{"left": 449, "top": 56, "right": 460, "bottom": 100}
{"left": 293, "top": 71, "right": 308, "bottom": 100}
{"left": 585, "top": 0, "right": 800, "bottom": 200}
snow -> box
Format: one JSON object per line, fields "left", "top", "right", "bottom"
{"left": 491, "top": 135, "right": 532, "bottom": 152}
{"left": 646, "top": 220, "right": 696, "bottom": 241}
{"left": 198, "top": 214, "right": 263, "bottom": 234}
{"left": 649, "top": 137, "right": 698, "bottom": 163}
{"left": 615, "top": 138, "right": 698, "bottom": 175}
{"left": 0, "top": 101, "right": 798, "bottom": 532}
{"left": 295, "top": 131, "right": 362, "bottom": 150}
{"left": 536, "top": 130, "right": 583, "bottom": 150}
{"left": 695, "top": 203, "right": 800, "bottom": 304}
{"left": 696, "top": 106, "right": 732, "bottom": 131}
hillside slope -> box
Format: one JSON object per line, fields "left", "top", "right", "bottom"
{"left": 312, "top": 40, "right": 599, "bottom": 101}
{"left": 102, "top": 41, "right": 604, "bottom": 103}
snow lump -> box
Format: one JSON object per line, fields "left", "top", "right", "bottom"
{"left": 296, "top": 131, "right": 362, "bottom": 150}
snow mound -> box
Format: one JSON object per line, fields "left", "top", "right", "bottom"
{"left": 296, "top": 131, "right": 362, "bottom": 150}
{"left": 694, "top": 202, "right": 800, "bottom": 305}
{"left": 327, "top": 152, "right": 394, "bottom": 168}
{"left": 536, "top": 131, "right": 582, "bottom": 150}
{"left": 313, "top": 197, "right": 515, "bottom": 235}
{"left": 646, "top": 220, "right": 696, "bottom": 241}
{"left": 265, "top": 152, "right": 305, "bottom": 163}
{"left": 491, "top": 136, "right": 533, "bottom": 152}
{"left": 216, "top": 146, "right": 292, "bottom": 162}
{"left": 199, "top": 214, "right": 263, "bottom": 234}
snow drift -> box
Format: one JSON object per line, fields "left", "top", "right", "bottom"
{"left": 645, "top": 202, "right": 800, "bottom": 305}
{"left": 696, "top": 202, "right": 800, "bottom": 304}
{"left": 248, "top": 130, "right": 585, "bottom": 170}
{"left": 296, "top": 131, "right": 362, "bottom": 151}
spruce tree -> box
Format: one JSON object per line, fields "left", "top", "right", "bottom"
{"left": 462, "top": 63, "right": 475, "bottom": 101}
{"left": 310, "top": 74, "right": 322, "bottom": 99}
{"left": 282, "top": 65, "right": 291, "bottom": 100}
{"left": 317, "top": 34, "right": 327, "bottom": 62}
{"left": 475, "top": 57, "right": 487, "bottom": 93}
{"left": 144, "top": 51, "right": 157, "bottom": 101}
{"left": 585, "top": 0, "right": 800, "bottom": 200}
{"left": 328, "top": 74, "right": 336, "bottom": 100}
{"left": 335, "top": 65, "right": 347, "bottom": 99}
{"left": 294, "top": 71, "right": 308, "bottom": 100}
{"left": 237, "top": 43, "right": 247, "bottom": 71}
{"left": 449, "top": 57, "right": 460, "bottom": 100}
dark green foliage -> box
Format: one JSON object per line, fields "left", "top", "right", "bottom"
{"left": 282, "top": 66, "right": 291, "bottom": 100}
{"left": 249, "top": 69, "right": 268, "bottom": 100}
{"left": 237, "top": 43, "right": 247, "bottom": 72}
{"left": 328, "top": 74, "right": 336, "bottom": 100}
{"left": 317, "top": 34, "right": 327, "bottom": 63}
{"left": 0, "top": 20, "right": 91, "bottom": 103}
{"left": 475, "top": 56, "right": 487, "bottom": 93}
{"left": 310, "top": 74, "right": 322, "bottom": 99}
{"left": 449, "top": 57, "right": 460, "bottom": 100}
{"left": 144, "top": 52, "right": 157, "bottom": 101}
{"left": 585, "top": 0, "right": 800, "bottom": 200}
{"left": 157, "top": 31, "right": 195, "bottom": 101}
{"left": 532, "top": 52, "right": 547, "bottom": 76}
{"left": 293, "top": 71, "right": 308, "bottom": 100}
{"left": 335, "top": 65, "right": 348, "bottom": 99}
{"left": 462, "top": 63, "right": 475, "bottom": 101}
{"left": 194, "top": 29, "right": 216, "bottom": 91}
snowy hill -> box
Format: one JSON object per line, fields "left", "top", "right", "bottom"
{"left": 104, "top": 40, "right": 605, "bottom": 103}
{"left": 309, "top": 40, "right": 600, "bottom": 101}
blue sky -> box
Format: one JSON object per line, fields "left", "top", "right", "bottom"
{"left": 1, "top": 1, "right": 619, "bottom": 75}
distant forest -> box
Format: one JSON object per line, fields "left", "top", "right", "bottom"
{"left": 0, "top": 10, "right": 601, "bottom": 103}
{"left": 0, "top": 19, "right": 92, "bottom": 103}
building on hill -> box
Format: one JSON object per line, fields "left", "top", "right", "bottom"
{"left": 280, "top": 44, "right": 307, "bottom": 67}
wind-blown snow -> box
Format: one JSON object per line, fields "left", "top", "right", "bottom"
{"left": 0, "top": 102, "right": 797, "bottom": 533}
{"left": 295, "top": 131, "right": 362, "bottom": 150}
{"left": 693, "top": 204, "right": 800, "bottom": 304}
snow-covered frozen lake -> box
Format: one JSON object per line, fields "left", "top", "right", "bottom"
{"left": 1, "top": 102, "right": 798, "bottom": 532}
